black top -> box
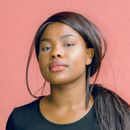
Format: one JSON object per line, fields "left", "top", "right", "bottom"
{"left": 6, "top": 96, "right": 100, "bottom": 130}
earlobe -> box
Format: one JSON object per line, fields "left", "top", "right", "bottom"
{"left": 86, "top": 48, "right": 94, "bottom": 65}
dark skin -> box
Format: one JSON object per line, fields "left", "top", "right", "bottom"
{"left": 38, "top": 22, "right": 94, "bottom": 124}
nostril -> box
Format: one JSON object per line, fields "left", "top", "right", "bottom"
{"left": 51, "top": 55, "right": 55, "bottom": 58}
{"left": 57, "top": 54, "right": 61, "bottom": 57}
{"left": 50, "top": 54, "right": 62, "bottom": 59}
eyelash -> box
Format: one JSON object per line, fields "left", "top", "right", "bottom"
{"left": 64, "top": 43, "right": 75, "bottom": 47}
{"left": 41, "top": 43, "right": 75, "bottom": 51}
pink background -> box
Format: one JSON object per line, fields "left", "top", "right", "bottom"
{"left": 0, "top": 0, "right": 130, "bottom": 129}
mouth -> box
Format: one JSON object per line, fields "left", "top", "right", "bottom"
{"left": 49, "top": 61, "right": 68, "bottom": 72}
{"left": 49, "top": 65, "right": 68, "bottom": 72}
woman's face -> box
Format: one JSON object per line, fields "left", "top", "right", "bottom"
{"left": 38, "top": 22, "right": 93, "bottom": 86}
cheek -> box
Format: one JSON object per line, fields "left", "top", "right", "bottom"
{"left": 68, "top": 46, "right": 86, "bottom": 66}
{"left": 38, "top": 53, "right": 49, "bottom": 67}
{"left": 38, "top": 57, "right": 49, "bottom": 78}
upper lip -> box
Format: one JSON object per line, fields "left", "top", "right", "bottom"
{"left": 49, "top": 60, "right": 68, "bottom": 69}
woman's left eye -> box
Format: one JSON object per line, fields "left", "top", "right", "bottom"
{"left": 64, "top": 43, "right": 75, "bottom": 47}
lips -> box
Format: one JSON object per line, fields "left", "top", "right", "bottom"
{"left": 49, "top": 61, "right": 68, "bottom": 72}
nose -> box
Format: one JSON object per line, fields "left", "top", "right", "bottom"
{"left": 50, "top": 54, "right": 62, "bottom": 59}
{"left": 50, "top": 47, "right": 63, "bottom": 59}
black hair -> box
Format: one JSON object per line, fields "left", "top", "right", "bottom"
{"left": 26, "top": 11, "right": 130, "bottom": 130}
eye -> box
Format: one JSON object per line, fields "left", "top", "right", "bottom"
{"left": 64, "top": 43, "right": 75, "bottom": 48}
{"left": 41, "top": 47, "right": 51, "bottom": 51}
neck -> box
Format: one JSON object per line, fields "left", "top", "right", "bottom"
{"left": 47, "top": 74, "right": 93, "bottom": 110}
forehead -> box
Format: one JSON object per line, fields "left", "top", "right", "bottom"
{"left": 40, "top": 22, "right": 83, "bottom": 40}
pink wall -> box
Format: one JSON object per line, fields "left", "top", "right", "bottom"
{"left": 0, "top": 0, "right": 130, "bottom": 129}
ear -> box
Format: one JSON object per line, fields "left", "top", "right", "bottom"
{"left": 86, "top": 48, "right": 94, "bottom": 65}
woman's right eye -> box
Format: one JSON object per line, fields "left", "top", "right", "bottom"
{"left": 41, "top": 47, "right": 51, "bottom": 51}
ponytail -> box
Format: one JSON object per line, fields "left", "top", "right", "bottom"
{"left": 91, "top": 84, "right": 130, "bottom": 130}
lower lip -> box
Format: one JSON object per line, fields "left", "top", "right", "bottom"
{"left": 49, "top": 65, "right": 67, "bottom": 72}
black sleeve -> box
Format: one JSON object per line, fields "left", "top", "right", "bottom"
{"left": 6, "top": 109, "right": 16, "bottom": 130}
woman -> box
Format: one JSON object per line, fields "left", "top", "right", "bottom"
{"left": 6, "top": 11, "right": 130, "bottom": 130}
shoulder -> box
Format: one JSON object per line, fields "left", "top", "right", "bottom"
{"left": 8, "top": 97, "right": 42, "bottom": 121}
{"left": 14, "top": 97, "right": 40, "bottom": 111}
{"left": 6, "top": 97, "right": 44, "bottom": 130}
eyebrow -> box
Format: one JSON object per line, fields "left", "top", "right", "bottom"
{"left": 40, "top": 34, "right": 75, "bottom": 42}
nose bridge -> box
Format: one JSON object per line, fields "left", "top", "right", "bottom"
{"left": 50, "top": 41, "right": 63, "bottom": 58}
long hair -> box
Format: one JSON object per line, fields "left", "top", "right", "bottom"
{"left": 26, "top": 11, "right": 130, "bottom": 130}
